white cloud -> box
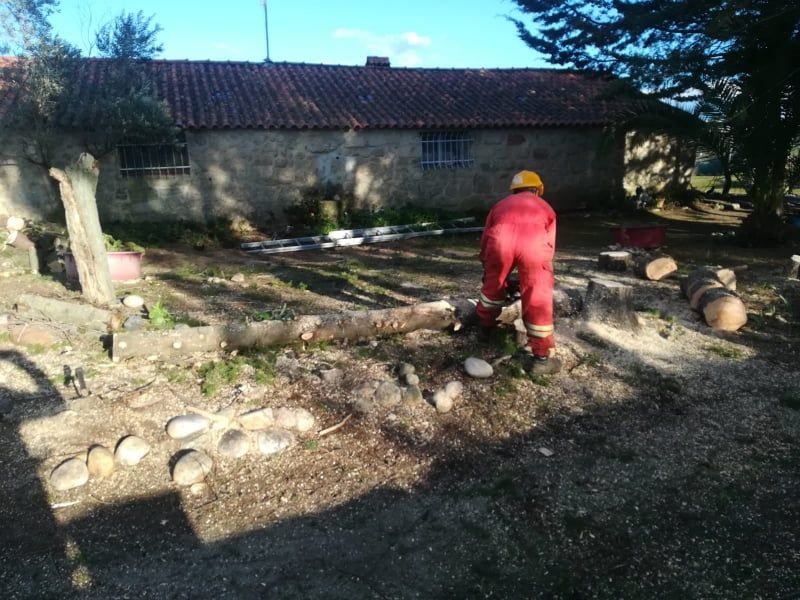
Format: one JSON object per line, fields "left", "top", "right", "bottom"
{"left": 332, "top": 28, "right": 432, "bottom": 67}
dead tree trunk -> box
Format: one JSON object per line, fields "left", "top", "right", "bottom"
{"left": 634, "top": 255, "right": 678, "bottom": 281}
{"left": 49, "top": 154, "right": 115, "bottom": 306}
{"left": 582, "top": 278, "right": 640, "bottom": 330}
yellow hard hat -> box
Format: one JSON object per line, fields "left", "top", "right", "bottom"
{"left": 510, "top": 170, "right": 544, "bottom": 194}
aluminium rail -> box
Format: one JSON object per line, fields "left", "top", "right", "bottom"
{"left": 240, "top": 218, "right": 484, "bottom": 255}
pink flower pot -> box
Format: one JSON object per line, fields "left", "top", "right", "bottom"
{"left": 65, "top": 251, "right": 144, "bottom": 283}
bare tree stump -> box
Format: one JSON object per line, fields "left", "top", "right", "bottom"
{"left": 598, "top": 251, "right": 632, "bottom": 271}
{"left": 787, "top": 255, "right": 800, "bottom": 279}
{"left": 634, "top": 254, "right": 678, "bottom": 281}
{"left": 583, "top": 278, "right": 639, "bottom": 329}
{"left": 698, "top": 288, "right": 747, "bottom": 331}
{"left": 49, "top": 154, "right": 115, "bottom": 306}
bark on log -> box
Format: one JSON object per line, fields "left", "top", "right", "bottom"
{"left": 598, "top": 251, "right": 632, "bottom": 271}
{"left": 582, "top": 278, "right": 639, "bottom": 330}
{"left": 683, "top": 267, "right": 738, "bottom": 310}
{"left": 15, "top": 294, "right": 123, "bottom": 332}
{"left": 112, "top": 290, "right": 585, "bottom": 361}
{"left": 49, "top": 154, "right": 115, "bottom": 306}
{"left": 788, "top": 255, "right": 800, "bottom": 279}
{"left": 634, "top": 255, "right": 678, "bottom": 281}
{"left": 698, "top": 288, "right": 747, "bottom": 331}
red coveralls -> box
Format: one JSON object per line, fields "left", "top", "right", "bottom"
{"left": 477, "top": 190, "right": 556, "bottom": 356}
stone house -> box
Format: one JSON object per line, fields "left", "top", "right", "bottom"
{"left": 0, "top": 56, "right": 691, "bottom": 224}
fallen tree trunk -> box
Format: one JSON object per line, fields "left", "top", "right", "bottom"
{"left": 634, "top": 254, "right": 678, "bottom": 281}
{"left": 698, "top": 287, "right": 747, "bottom": 331}
{"left": 112, "top": 289, "right": 584, "bottom": 361}
{"left": 16, "top": 294, "right": 123, "bottom": 332}
{"left": 49, "top": 153, "right": 115, "bottom": 306}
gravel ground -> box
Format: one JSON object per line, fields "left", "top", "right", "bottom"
{"left": 1, "top": 208, "right": 799, "bottom": 598}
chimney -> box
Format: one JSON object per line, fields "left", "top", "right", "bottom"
{"left": 365, "top": 56, "right": 391, "bottom": 68}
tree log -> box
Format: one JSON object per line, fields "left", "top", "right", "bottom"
{"left": 15, "top": 294, "right": 123, "bottom": 332}
{"left": 634, "top": 254, "right": 678, "bottom": 281}
{"left": 683, "top": 267, "right": 737, "bottom": 310}
{"left": 49, "top": 154, "right": 115, "bottom": 306}
{"left": 698, "top": 288, "right": 747, "bottom": 331}
{"left": 598, "top": 251, "right": 631, "bottom": 271}
{"left": 582, "top": 278, "right": 639, "bottom": 329}
{"left": 112, "top": 290, "right": 585, "bottom": 361}
{"left": 787, "top": 255, "right": 800, "bottom": 279}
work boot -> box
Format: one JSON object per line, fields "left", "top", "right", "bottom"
{"left": 515, "top": 349, "right": 562, "bottom": 375}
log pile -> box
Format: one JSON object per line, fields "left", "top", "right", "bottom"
{"left": 682, "top": 267, "right": 747, "bottom": 331}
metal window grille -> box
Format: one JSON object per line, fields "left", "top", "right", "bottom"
{"left": 420, "top": 131, "right": 473, "bottom": 170}
{"left": 117, "top": 137, "right": 191, "bottom": 178}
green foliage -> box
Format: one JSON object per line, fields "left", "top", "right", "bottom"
{"left": 198, "top": 352, "right": 276, "bottom": 396}
{"left": 511, "top": 1, "right": 800, "bottom": 243}
{"left": 146, "top": 298, "right": 174, "bottom": 329}
{"left": 706, "top": 343, "right": 744, "bottom": 360}
{"left": 103, "top": 219, "right": 240, "bottom": 249}
{"left": 102, "top": 233, "right": 145, "bottom": 253}
{"left": 96, "top": 11, "right": 162, "bottom": 60}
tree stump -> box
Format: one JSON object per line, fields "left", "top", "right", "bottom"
{"left": 634, "top": 254, "right": 678, "bottom": 281}
{"left": 598, "top": 251, "right": 632, "bottom": 271}
{"left": 698, "top": 287, "right": 747, "bottom": 331}
{"left": 49, "top": 153, "right": 115, "bottom": 306}
{"left": 583, "top": 278, "right": 639, "bottom": 329}
{"left": 787, "top": 255, "right": 800, "bottom": 279}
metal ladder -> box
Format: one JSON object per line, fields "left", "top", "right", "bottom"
{"left": 240, "top": 218, "right": 483, "bottom": 255}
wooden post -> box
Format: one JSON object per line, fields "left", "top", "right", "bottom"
{"left": 49, "top": 154, "right": 115, "bottom": 306}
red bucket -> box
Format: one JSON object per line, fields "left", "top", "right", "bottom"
{"left": 611, "top": 224, "right": 666, "bottom": 249}
{"left": 65, "top": 251, "right": 143, "bottom": 282}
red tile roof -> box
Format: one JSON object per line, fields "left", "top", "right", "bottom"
{"left": 2, "top": 58, "right": 642, "bottom": 131}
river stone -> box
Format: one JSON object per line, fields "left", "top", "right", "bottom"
{"left": 402, "top": 385, "right": 424, "bottom": 405}
{"left": 464, "top": 357, "right": 493, "bottom": 379}
{"left": 257, "top": 429, "right": 295, "bottom": 455}
{"left": 217, "top": 430, "right": 250, "bottom": 458}
{"left": 50, "top": 458, "right": 89, "bottom": 491}
{"left": 292, "top": 408, "right": 315, "bottom": 432}
{"left": 238, "top": 408, "right": 275, "bottom": 430}
{"left": 375, "top": 381, "right": 402, "bottom": 407}
{"left": 172, "top": 450, "right": 213, "bottom": 486}
{"left": 444, "top": 380, "right": 464, "bottom": 399}
{"left": 398, "top": 362, "right": 416, "bottom": 377}
{"left": 405, "top": 373, "right": 420, "bottom": 386}
{"left": 275, "top": 407, "right": 297, "bottom": 429}
{"left": 433, "top": 390, "right": 454, "bottom": 414}
{"left": 115, "top": 435, "right": 151, "bottom": 466}
{"left": 122, "top": 294, "right": 144, "bottom": 308}
{"left": 123, "top": 315, "right": 145, "bottom": 331}
{"left": 166, "top": 414, "right": 211, "bottom": 440}
{"left": 86, "top": 445, "right": 115, "bottom": 479}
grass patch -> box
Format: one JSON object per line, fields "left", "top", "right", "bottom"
{"left": 706, "top": 343, "right": 744, "bottom": 360}
{"left": 302, "top": 439, "right": 319, "bottom": 451}
{"left": 530, "top": 374, "right": 552, "bottom": 387}
{"left": 163, "top": 366, "right": 190, "bottom": 384}
{"left": 198, "top": 352, "right": 276, "bottom": 396}
{"left": 147, "top": 299, "right": 175, "bottom": 329}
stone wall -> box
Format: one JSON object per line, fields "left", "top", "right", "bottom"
{"left": 623, "top": 130, "right": 695, "bottom": 197}
{"left": 0, "top": 125, "right": 687, "bottom": 225}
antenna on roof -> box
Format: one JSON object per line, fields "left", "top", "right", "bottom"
{"left": 260, "top": 0, "right": 271, "bottom": 62}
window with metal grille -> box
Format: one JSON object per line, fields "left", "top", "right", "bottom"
{"left": 117, "top": 136, "right": 191, "bottom": 178}
{"left": 420, "top": 131, "right": 473, "bottom": 170}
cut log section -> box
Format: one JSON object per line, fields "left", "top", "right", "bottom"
{"left": 787, "top": 255, "right": 800, "bottom": 279}
{"left": 634, "top": 255, "right": 678, "bottom": 281}
{"left": 15, "top": 294, "right": 123, "bottom": 332}
{"left": 598, "top": 251, "right": 632, "bottom": 271}
{"left": 582, "top": 278, "right": 640, "bottom": 329}
{"left": 698, "top": 287, "right": 747, "bottom": 331}
{"left": 683, "top": 267, "right": 737, "bottom": 310}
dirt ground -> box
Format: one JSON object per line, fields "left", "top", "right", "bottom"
{"left": 1, "top": 206, "right": 799, "bottom": 599}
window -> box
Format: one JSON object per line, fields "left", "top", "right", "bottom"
{"left": 117, "top": 135, "right": 191, "bottom": 178}
{"left": 420, "top": 131, "right": 473, "bottom": 170}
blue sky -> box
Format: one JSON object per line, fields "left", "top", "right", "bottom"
{"left": 48, "top": 0, "right": 549, "bottom": 68}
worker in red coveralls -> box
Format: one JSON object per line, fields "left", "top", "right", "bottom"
{"left": 476, "top": 170, "right": 561, "bottom": 374}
